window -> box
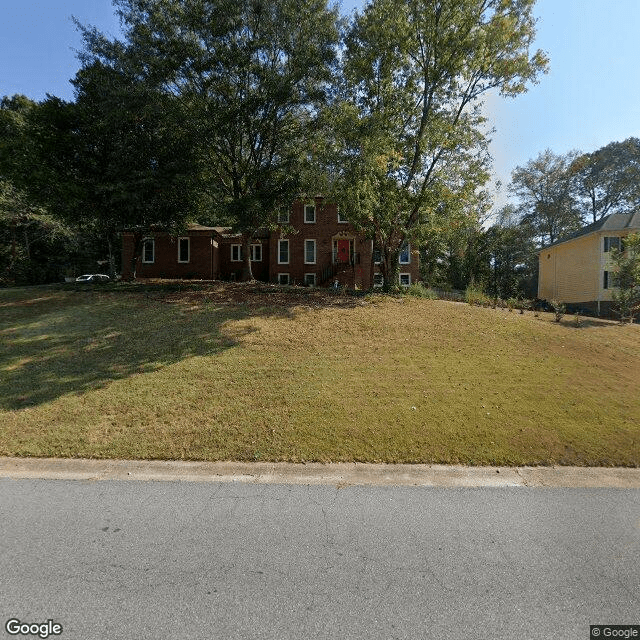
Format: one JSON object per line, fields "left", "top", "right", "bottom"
{"left": 304, "top": 273, "right": 316, "bottom": 286}
{"left": 231, "top": 244, "right": 242, "bottom": 262}
{"left": 399, "top": 242, "right": 410, "bottom": 264}
{"left": 399, "top": 273, "right": 411, "bottom": 286}
{"left": 251, "top": 244, "right": 262, "bottom": 262}
{"left": 142, "top": 238, "right": 155, "bottom": 263}
{"left": 278, "top": 239, "right": 289, "bottom": 264}
{"left": 278, "top": 210, "right": 290, "bottom": 224}
{"left": 604, "top": 270, "right": 609, "bottom": 289}
{"left": 304, "top": 204, "right": 316, "bottom": 223}
{"left": 338, "top": 209, "right": 348, "bottom": 223}
{"left": 278, "top": 273, "right": 290, "bottom": 285}
{"left": 373, "top": 247, "right": 382, "bottom": 264}
{"left": 178, "top": 237, "right": 190, "bottom": 263}
{"left": 304, "top": 239, "right": 316, "bottom": 264}
{"left": 604, "top": 237, "right": 621, "bottom": 253}
{"left": 373, "top": 273, "right": 384, "bottom": 288}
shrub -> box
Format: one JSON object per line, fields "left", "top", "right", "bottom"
{"left": 465, "top": 285, "right": 491, "bottom": 307}
{"left": 405, "top": 283, "right": 437, "bottom": 299}
{"left": 550, "top": 299, "right": 566, "bottom": 322}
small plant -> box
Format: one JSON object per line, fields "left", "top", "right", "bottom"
{"left": 550, "top": 299, "right": 566, "bottom": 322}
{"left": 506, "top": 297, "right": 518, "bottom": 312}
{"left": 574, "top": 312, "right": 581, "bottom": 327}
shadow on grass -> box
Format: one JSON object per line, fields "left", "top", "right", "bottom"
{"left": 0, "top": 285, "right": 295, "bottom": 411}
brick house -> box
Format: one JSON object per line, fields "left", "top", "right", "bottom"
{"left": 121, "top": 199, "right": 420, "bottom": 288}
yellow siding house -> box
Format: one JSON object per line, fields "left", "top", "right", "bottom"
{"left": 538, "top": 212, "right": 640, "bottom": 315}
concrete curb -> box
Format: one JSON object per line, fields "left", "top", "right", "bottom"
{"left": 1, "top": 457, "right": 640, "bottom": 487}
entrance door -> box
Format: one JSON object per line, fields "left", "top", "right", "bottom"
{"left": 337, "top": 239, "right": 350, "bottom": 263}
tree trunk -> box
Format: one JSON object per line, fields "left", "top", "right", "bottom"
{"left": 382, "top": 248, "right": 400, "bottom": 292}
{"left": 130, "top": 232, "right": 142, "bottom": 280}
{"left": 107, "top": 233, "right": 115, "bottom": 279}
{"left": 240, "top": 233, "right": 254, "bottom": 282}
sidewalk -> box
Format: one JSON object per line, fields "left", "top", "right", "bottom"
{"left": 1, "top": 457, "right": 640, "bottom": 487}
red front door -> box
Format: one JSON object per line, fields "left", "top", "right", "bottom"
{"left": 337, "top": 239, "right": 350, "bottom": 263}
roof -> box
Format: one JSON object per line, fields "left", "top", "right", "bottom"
{"left": 541, "top": 212, "right": 640, "bottom": 251}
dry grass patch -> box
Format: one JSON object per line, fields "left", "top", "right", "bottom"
{"left": 1, "top": 284, "right": 639, "bottom": 465}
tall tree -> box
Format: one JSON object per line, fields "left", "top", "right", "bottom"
{"left": 570, "top": 137, "right": 640, "bottom": 224}
{"left": 509, "top": 149, "right": 581, "bottom": 246}
{"left": 77, "top": 0, "right": 340, "bottom": 280}
{"left": 27, "top": 64, "right": 200, "bottom": 278}
{"left": 325, "top": 0, "right": 548, "bottom": 289}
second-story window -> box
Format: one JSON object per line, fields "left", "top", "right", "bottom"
{"left": 337, "top": 209, "right": 348, "bottom": 223}
{"left": 304, "top": 204, "right": 316, "bottom": 223}
{"left": 278, "top": 210, "right": 290, "bottom": 224}
{"left": 399, "top": 242, "right": 410, "bottom": 264}
{"left": 604, "top": 237, "right": 621, "bottom": 253}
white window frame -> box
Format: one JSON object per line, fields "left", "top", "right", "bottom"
{"left": 231, "top": 244, "right": 242, "bottom": 262}
{"left": 278, "top": 239, "right": 289, "bottom": 264}
{"left": 399, "top": 242, "right": 411, "bottom": 264}
{"left": 399, "top": 273, "right": 411, "bottom": 287}
{"left": 278, "top": 210, "right": 290, "bottom": 224}
{"left": 373, "top": 247, "right": 382, "bottom": 264}
{"left": 142, "top": 238, "right": 155, "bottom": 264}
{"left": 304, "top": 239, "right": 316, "bottom": 264}
{"left": 278, "top": 273, "right": 290, "bottom": 285}
{"left": 250, "top": 244, "right": 262, "bottom": 262}
{"left": 304, "top": 273, "right": 316, "bottom": 286}
{"left": 373, "top": 273, "right": 384, "bottom": 288}
{"left": 304, "top": 204, "right": 316, "bottom": 224}
{"left": 337, "top": 208, "right": 348, "bottom": 223}
{"left": 177, "top": 237, "right": 190, "bottom": 263}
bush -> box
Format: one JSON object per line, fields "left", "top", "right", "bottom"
{"left": 465, "top": 285, "right": 491, "bottom": 307}
{"left": 550, "top": 299, "right": 566, "bottom": 322}
{"left": 405, "top": 283, "right": 438, "bottom": 299}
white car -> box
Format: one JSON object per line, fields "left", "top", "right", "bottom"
{"left": 75, "top": 274, "right": 111, "bottom": 283}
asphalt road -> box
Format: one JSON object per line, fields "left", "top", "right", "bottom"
{"left": 1, "top": 479, "right": 639, "bottom": 640}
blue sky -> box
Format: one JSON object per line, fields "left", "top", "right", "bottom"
{"left": 2, "top": 0, "right": 640, "bottom": 213}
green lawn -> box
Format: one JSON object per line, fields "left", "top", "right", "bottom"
{"left": 1, "top": 283, "right": 639, "bottom": 466}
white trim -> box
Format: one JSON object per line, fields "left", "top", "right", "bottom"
{"left": 304, "top": 239, "right": 316, "bottom": 264}
{"left": 142, "top": 238, "right": 155, "bottom": 264}
{"left": 399, "top": 273, "right": 411, "bottom": 286}
{"left": 373, "top": 247, "right": 382, "bottom": 264}
{"left": 250, "top": 244, "right": 262, "bottom": 262}
{"left": 278, "top": 211, "right": 290, "bottom": 224}
{"left": 304, "top": 204, "right": 316, "bottom": 224}
{"left": 277, "top": 273, "right": 290, "bottom": 285}
{"left": 278, "top": 239, "right": 289, "bottom": 264}
{"left": 177, "top": 237, "right": 190, "bottom": 263}
{"left": 231, "top": 244, "right": 242, "bottom": 262}
{"left": 304, "top": 273, "right": 316, "bottom": 286}
{"left": 399, "top": 242, "right": 411, "bottom": 264}
{"left": 337, "top": 208, "right": 348, "bottom": 223}
{"left": 373, "top": 273, "right": 383, "bottom": 288}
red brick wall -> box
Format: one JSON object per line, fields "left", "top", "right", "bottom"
{"left": 217, "top": 237, "right": 270, "bottom": 282}
{"left": 268, "top": 199, "right": 420, "bottom": 288}
{"left": 121, "top": 231, "right": 217, "bottom": 280}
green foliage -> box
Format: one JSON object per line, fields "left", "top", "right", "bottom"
{"left": 510, "top": 149, "right": 582, "bottom": 246}
{"left": 465, "top": 285, "right": 491, "bottom": 307}
{"left": 76, "top": 0, "right": 341, "bottom": 280}
{"left": 610, "top": 233, "right": 640, "bottom": 322}
{"left": 570, "top": 137, "right": 640, "bottom": 224}
{"left": 325, "top": 0, "right": 548, "bottom": 290}
{"left": 404, "top": 283, "right": 437, "bottom": 299}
